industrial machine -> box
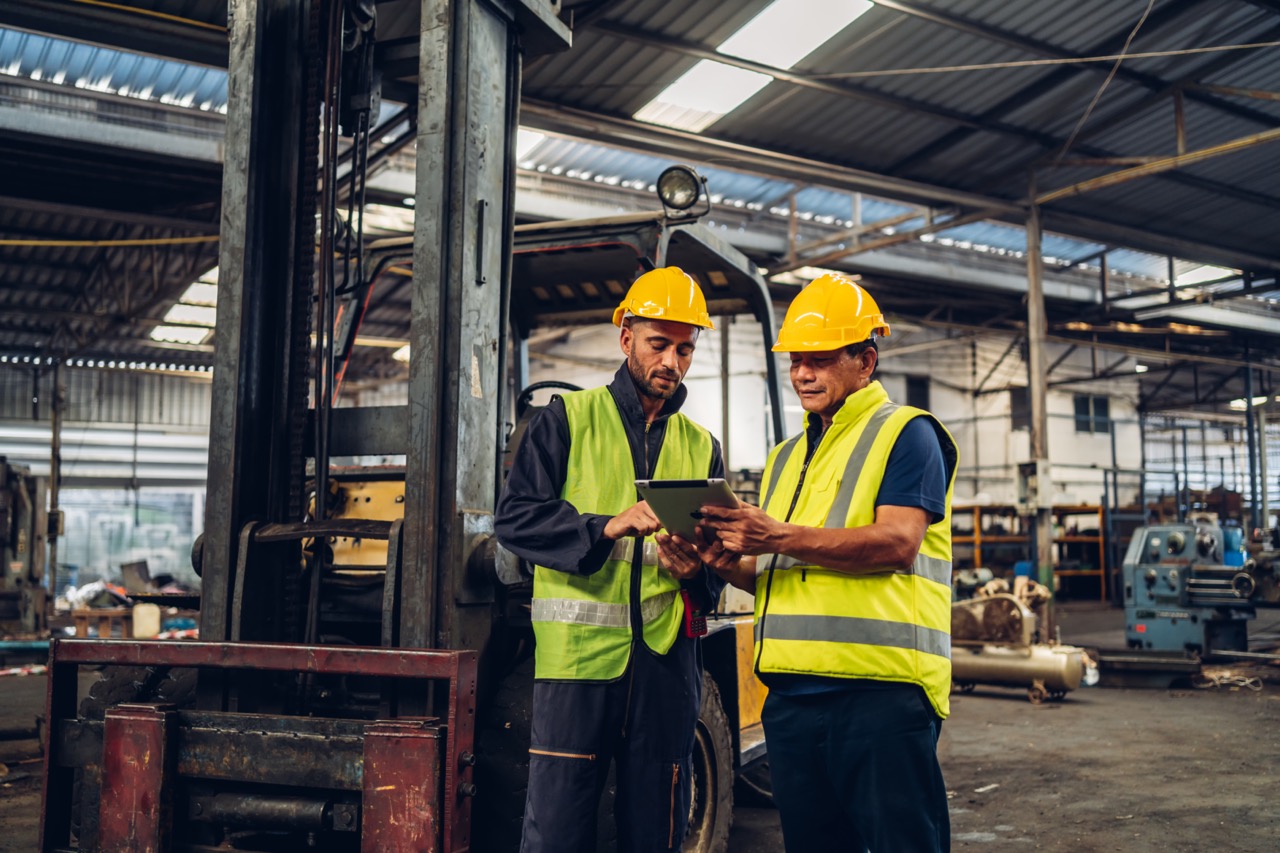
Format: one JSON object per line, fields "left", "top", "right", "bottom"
{"left": 1123, "top": 522, "right": 1257, "bottom": 655}
{"left": 951, "top": 580, "right": 1093, "bottom": 704}
{"left": 39, "top": 2, "right": 783, "bottom": 850}
{"left": 0, "top": 456, "right": 48, "bottom": 636}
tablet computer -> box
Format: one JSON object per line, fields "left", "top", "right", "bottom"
{"left": 635, "top": 478, "right": 740, "bottom": 541}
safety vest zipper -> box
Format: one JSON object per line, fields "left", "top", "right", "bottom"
{"left": 753, "top": 427, "right": 823, "bottom": 676}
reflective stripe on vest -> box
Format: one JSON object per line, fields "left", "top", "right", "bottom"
{"left": 761, "top": 433, "right": 803, "bottom": 510}
{"left": 532, "top": 589, "right": 678, "bottom": 629}
{"left": 608, "top": 538, "right": 659, "bottom": 565}
{"left": 755, "top": 552, "right": 952, "bottom": 587}
{"left": 755, "top": 613, "right": 951, "bottom": 659}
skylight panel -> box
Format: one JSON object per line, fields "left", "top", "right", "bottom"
{"left": 633, "top": 0, "right": 872, "bottom": 132}
{"left": 633, "top": 61, "right": 773, "bottom": 133}
{"left": 163, "top": 304, "right": 217, "bottom": 326}
{"left": 180, "top": 282, "right": 218, "bottom": 306}
{"left": 150, "top": 326, "right": 211, "bottom": 345}
{"left": 718, "top": 0, "right": 872, "bottom": 68}
{"left": 516, "top": 128, "right": 546, "bottom": 160}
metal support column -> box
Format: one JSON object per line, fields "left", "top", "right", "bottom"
{"left": 721, "top": 317, "right": 731, "bottom": 472}
{"left": 1245, "top": 363, "right": 1260, "bottom": 529}
{"left": 1025, "top": 187, "right": 1054, "bottom": 633}
{"left": 48, "top": 362, "right": 63, "bottom": 609}
{"left": 1258, "top": 404, "right": 1270, "bottom": 528}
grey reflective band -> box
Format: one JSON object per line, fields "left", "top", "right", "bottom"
{"left": 761, "top": 433, "right": 804, "bottom": 510}
{"left": 912, "top": 553, "right": 953, "bottom": 586}
{"left": 755, "top": 613, "right": 950, "bottom": 658}
{"left": 532, "top": 590, "right": 678, "bottom": 628}
{"left": 755, "top": 554, "right": 950, "bottom": 584}
{"left": 824, "top": 403, "right": 899, "bottom": 529}
{"left": 608, "top": 538, "right": 659, "bottom": 565}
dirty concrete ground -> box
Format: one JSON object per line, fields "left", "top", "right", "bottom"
{"left": 3, "top": 604, "right": 1279, "bottom": 852}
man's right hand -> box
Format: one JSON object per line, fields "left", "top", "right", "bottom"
{"left": 604, "top": 500, "right": 663, "bottom": 540}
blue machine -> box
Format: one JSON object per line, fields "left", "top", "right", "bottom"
{"left": 1123, "top": 523, "right": 1256, "bottom": 655}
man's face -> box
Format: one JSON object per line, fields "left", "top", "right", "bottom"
{"left": 620, "top": 319, "right": 700, "bottom": 401}
{"left": 788, "top": 346, "right": 875, "bottom": 423}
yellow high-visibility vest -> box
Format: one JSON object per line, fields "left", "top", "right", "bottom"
{"left": 753, "top": 380, "right": 959, "bottom": 717}
{"left": 532, "top": 386, "right": 714, "bottom": 680}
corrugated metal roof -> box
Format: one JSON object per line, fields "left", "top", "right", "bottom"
{"left": 0, "top": 27, "right": 226, "bottom": 111}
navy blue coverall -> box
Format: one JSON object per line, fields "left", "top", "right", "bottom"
{"left": 496, "top": 364, "right": 725, "bottom": 853}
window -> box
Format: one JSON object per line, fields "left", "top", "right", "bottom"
{"left": 1074, "top": 394, "right": 1110, "bottom": 434}
{"left": 906, "top": 376, "right": 929, "bottom": 411}
{"left": 1009, "top": 386, "right": 1029, "bottom": 431}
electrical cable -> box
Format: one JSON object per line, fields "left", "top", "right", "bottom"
{"left": 810, "top": 40, "right": 1280, "bottom": 81}
{"left": 65, "top": 0, "right": 226, "bottom": 32}
{"left": 1054, "top": 0, "right": 1158, "bottom": 165}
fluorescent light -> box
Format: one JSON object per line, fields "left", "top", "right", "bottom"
{"left": 633, "top": 60, "right": 773, "bottom": 132}
{"left": 1134, "top": 364, "right": 1148, "bottom": 373}
{"left": 1229, "top": 395, "right": 1270, "bottom": 411}
{"left": 1176, "top": 264, "right": 1237, "bottom": 286}
{"left": 163, "top": 304, "right": 217, "bottom": 326}
{"left": 151, "top": 326, "right": 211, "bottom": 345}
{"left": 391, "top": 344, "right": 411, "bottom": 363}
{"left": 516, "top": 128, "right": 546, "bottom": 160}
{"left": 718, "top": 0, "right": 873, "bottom": 68}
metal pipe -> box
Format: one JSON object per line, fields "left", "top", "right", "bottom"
{"left": 200, "top": 793, "right": 335, "bottom": 831}
{"left": 1182, "top": 426, "right": 1191, "bottom": 516}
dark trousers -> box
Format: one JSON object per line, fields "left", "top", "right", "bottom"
{"left": 520, "top": 634, "right": 701, "bottom": 853}
{"left": 762, "top": 684, "right": 950, "bottom": 853}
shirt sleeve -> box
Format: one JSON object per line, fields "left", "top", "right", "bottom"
{"left": 495, "top": 398, "right": 616, "bottom": 576}
{"left": 875, "top": 416, "right": 948, "bottom": 524}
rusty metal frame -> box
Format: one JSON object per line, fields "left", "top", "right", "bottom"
{"left": 41, "top": 639, "right": 479, "bottom": 852}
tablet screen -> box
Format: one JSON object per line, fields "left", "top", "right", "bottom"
{"left": 635, "top": 478, "right": 739, "bottom": 540}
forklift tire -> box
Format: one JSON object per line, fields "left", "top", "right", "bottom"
{"left": 684, "top": 672, "right": 734, "bottom": 853}
{"left": 72, "top": 666, "right": 198, "bottom": 844}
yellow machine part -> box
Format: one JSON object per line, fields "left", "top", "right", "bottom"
{"left": 329, "top": 480, "right": 406, "bottom": 569}
{"left": 734, "top": 617, "right": 767, "bottom": 729}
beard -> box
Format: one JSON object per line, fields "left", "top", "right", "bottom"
{"left": 628, "top": 353, "right": 680, "bottom": 401}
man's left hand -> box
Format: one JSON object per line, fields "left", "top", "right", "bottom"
{"left": 655, "top": 532, "right": 701, "bottom": 580}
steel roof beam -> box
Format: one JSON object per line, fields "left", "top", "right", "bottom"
{"left": 521, "top": 99, "right": 1280, "bottom": 271}
{"left": 0, "top": 0, "right": 228, "bottom": 68}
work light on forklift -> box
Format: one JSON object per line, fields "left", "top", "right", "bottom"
{"left": 657, "top": 164, "right": 709, "bottom": 219}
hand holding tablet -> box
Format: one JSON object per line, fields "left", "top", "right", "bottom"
{"left": 634, "top": 478, "right": 740, "bottom": 541}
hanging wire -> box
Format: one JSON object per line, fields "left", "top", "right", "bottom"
{"left": 1053, "top": 0, "right": 1158, "bottom": 165}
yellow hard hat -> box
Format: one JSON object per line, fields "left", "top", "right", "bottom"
{"left": 611, "top": 266, "right": 715, "bottom": 330}
{"left": 772, "top": 272, "right": 890, "bottom": 352}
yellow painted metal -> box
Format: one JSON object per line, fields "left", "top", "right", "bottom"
{"left": 329, "top": 480, "right": 405, "bottom": 568}
{"left": 734, "top": 617, "right": 768, "bottom": 729}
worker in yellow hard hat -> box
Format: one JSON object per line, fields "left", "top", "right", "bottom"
{"left": 693, "top": 272, "right": 960, "bottom": 853}
{"left": 496, "top": 265, "right": 725, "bottom": 852}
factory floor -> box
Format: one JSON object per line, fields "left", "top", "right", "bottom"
{"left": 2, "top": 603, "right": 1278, "bottom": 851}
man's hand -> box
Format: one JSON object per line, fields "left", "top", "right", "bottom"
{"left": 655, "top": 532, "right": 701, "bottom": 581}
{"left": 693, "top": 529, "right": 756, "bottom": 593}
{"left": 696, "top": 503, "right": 787, "bottom": 556}
{"left": 603, "top": 500, "right": 663, "bottom": 540}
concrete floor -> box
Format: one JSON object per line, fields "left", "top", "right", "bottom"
{"left": 3, "top": 604, "right": 1279, "bottom": 851}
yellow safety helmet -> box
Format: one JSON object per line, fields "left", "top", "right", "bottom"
{"left": 772, "top": 272, "right": 890, "bottom": 352}
{"left": 611, "top": 266, "right": 715, "bottom": 330}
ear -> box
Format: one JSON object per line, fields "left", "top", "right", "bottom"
{"left": 860, "top": 346, "right": 878, "bottom": 378}
{"left": 619, "top": 324, "right": 634, "bottom": 356}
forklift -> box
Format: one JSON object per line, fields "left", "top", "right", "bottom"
{"left": 40, "top": 2, "right": 784, "bottom": 850}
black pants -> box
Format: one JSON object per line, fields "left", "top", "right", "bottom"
{"left": 520, "top": 634, "right": 701, "bottom": 853}
{"left": 762, "top": 683, "right": 950, "bottom": 853}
